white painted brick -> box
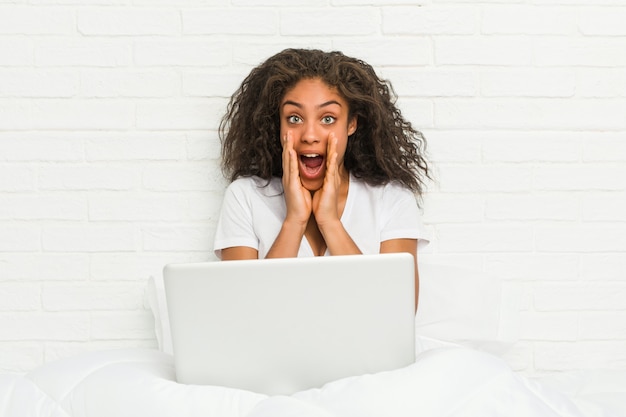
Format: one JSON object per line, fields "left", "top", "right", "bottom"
{"left": 35, "top": 39, "right": 132, "bottom": 67}
{"left": 435, "top": 0, "right": 522, "bottom": 3}
{"left": 0, "top": 194, "right": 87, "bottom": 221}
{"left": 0, "top": 343, "right": 43, "bottom": 373}
{"left": 0, "top": 225, "right": 41, "bottom": 252}
{"left": 392, "top": 98, "right": 433, "bottom": 128}
{"left": 0, "top": 134, "right": 83, "bottom": 162}
{"left": 186, "top": 132, "right": 222, "bottom": 160}
{"left": 43, "top": 339, "right": 158, "bottom": 364}
{"left": 84, "top": 133, "right": 186, "bottom": 161}
{"left": 182, "top": 69, "right": 249, "bottom": 98}
{"left": 0, "top": 284, "right": 40, "bottom": 311}
{"left": 382, "top": 6, "right": 477, "bottom": 35}
{"left": 78, "top": 8, "right": 180, "bottom": 35}
{"left": 0, "top": 70, "right": 78, "bottom": 98}
{"left": 536, "top": 224, "right": 626, "bottom": 253}
{"left": 142, "top": 163, "right": 226, "bottom": 192}
{"left": 482, "top": 133, "right": 580, "bottom": 162}
{"left": 581, "top": 254, "right": 626, "bottom": 281}
{"left": 422, "top": 130, "right": 481, "bottom": 163}
{"left": 535, "top": 37, "right": 626, "bottom": 67}
{"left": 0, "top": 0, "right": 624, "bottom": 373}
{"left": 380, "top": 68, "right": 476, "bottom": 97}
{"left": 234, "top": 0, "right": 319, "bottom": 4}
{"left": 34, "top": 0, "right": 125, "bottom": 4}
{"left": 519, "top": 311, "right": 578, "bottom": 341}
{"left": 136, "top": 99, "right": 225, "bottom": 130}
{"left": 0, "top": 100, "right": 31, "bottom": 130}
{"left": 42, "top": 283, "right": 145, "bottom": 311}
{"left": 436, "top": 164, "right": 532, "bottom": 192}
{"left": 90, "top": 311, "right": 155, "bottom": 340}
{"left": 579, "top": 312, "right": 626, "bottom": 340}
{"left": 435, "top": 37, "right": 532, "bottom": 66}
{"left": 0, "top": 312, "right": 90, "bottom": 341}
{"left": 131, "top": 0, "right": 220, "bottom": 4}
{"left": 533, "top": 164, "right": 626, "bottom": 191}
{"left": 42, "top": 225, "right": 136, "bottom": 252}
{"left": 421, "top": 193, "right": 484, "bottom": 223}
{"left": 436, "top": 224, "right": 534, "bottom": 253}
{"left": 29, "top": 99, "right": 135, "bottom": 130}
{"left": 578, "top": 7, "right": 626, "bottom": 36}
{"left": 0, "top": 6, "right": 74, "bottom": 35}
{"left": 0, "top": 166, "right": 36, "bottom": 191}
{"left": 484, "top": 253, "right": 580, "bottom": 281}
{"left": 89, "top": 252, "right": 204, "bottom": 281}
{"left": 39, "top": 164, "right": 140, "bottom": 191}
{"left": 134, "top": 40, "right": 230, "bottom": 67}
{"left": 481, "top": 69, "right": 576, "bottom": 98}
{"left": 482, "top": 6, "right": 576, "bottom": 35}
{"left": 419, "top": 254, "right": 483, "bottom": 272}
{"left": 534, "top": 282, "right": 626, "bottom": 311}
{"left": 80, "top": 69, "right": 180, "bottom": 98}
{"left": 0, "top": 38, "right": 33, "bottom": 66}
{"left": 232, "top": 39, "right": 332, "bottom": 66}
{"left": 578, "top": 69, "right": 626, "bottom": 98}
{"left": 582, "top": 192, "right": 626, "bottom": 221}
{"left": 435, "top": 99, "right": 626, "bottom": 130}
{"left": 332, "top": 38, "right": 433, "bottom": 67}
{"left": 280, "top": 8, "right": 378, "bottom": 36}
{"left": 88, "top": 192, "right": 187, "bottom": 221}
{"left": 485, "top": 193, "right": 580, "bottom": 221}
{"left": 534, "top": 341, "right": 626, "bottom": 371}
{"left": 187, "top": 191, "right": 225, "bottom": 221}
{"left": 582, "top": 133, "right": 626, "bottom": 161}
{"left": 532, "top": 0, "right": 626, "bottom": 4}
{"left": 0, "top": 253, "right": 89, "bottom": 282}
{"left": 183, "top": 8, "right": 276, "bottom": 35}
{"left": 142, "top": 225, "right": 214, "bottom": 252}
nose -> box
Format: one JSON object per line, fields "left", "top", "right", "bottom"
{"left": 300, "top": 121, "right": 320, "bottom": 144}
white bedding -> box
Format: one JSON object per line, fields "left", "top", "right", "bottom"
{"left": 1, "top": 346, "right": 625, "bottom": 417}
{"left": 3, "top": 263, "right": 625, "bottom": 416}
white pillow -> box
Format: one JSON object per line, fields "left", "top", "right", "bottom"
{"left": 415, "top": 263, "right": 520, "bottom": 355}
{"left": 145, "top": 275, "right": 173, "bottom": 355}
{"left": 145, "top": 262, "right": 520, "bottom": 357}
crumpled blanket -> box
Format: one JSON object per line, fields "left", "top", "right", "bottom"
{"left": 0, "top": 347, "right": 616, "bottom": 417}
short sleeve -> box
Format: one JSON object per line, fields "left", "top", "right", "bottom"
{"left": 380, "top": 184, "right": 430, "bottom": 248}
{"left": 213, "top": 179, "right": 260, "bottom": 259}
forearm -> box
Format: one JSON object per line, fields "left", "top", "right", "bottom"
{"left": 318, "top": 220, "right": 362, "bottom": 256}
{"left": 265, "top": 220, "right": 307, "bottom": 259}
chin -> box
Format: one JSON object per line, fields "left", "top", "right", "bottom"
{"left": 300, "top": 178, "right": 324, "bottom": 192}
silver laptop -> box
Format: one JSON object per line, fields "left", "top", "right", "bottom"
{"left": 163, "top": 253, "right": 415, "bottom": 395}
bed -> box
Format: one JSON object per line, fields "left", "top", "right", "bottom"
{"left": 1, "top": 264, "right": 625, "bottom": 417}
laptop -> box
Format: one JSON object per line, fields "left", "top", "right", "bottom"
{"left": 163, "top": 253, "right": 415, "bottom": 395}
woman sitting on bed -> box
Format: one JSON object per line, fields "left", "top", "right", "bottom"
{"left": 214, "top": 48, "right": 430, "bottom": 308}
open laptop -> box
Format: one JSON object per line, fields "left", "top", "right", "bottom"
{"left": 163, "top": 253, "right": 415, "bottom": 395}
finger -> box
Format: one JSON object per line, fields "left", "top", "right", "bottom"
{"left": 326, "top": 132, "right": 337, "bottom": 168}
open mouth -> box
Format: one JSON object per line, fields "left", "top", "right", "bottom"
{"left": 299, "top": 153, "right": 325, "bottom": 179}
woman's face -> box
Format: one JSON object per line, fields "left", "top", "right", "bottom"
{"left": 280, "top": 78, "right": 357, "bottom": 191}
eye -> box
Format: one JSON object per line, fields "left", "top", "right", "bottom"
{"left": 321, "top": 116, "right": 336, "bottom": 125}
{"left": 287, "top": 115, "right": 302, "bottom": 124}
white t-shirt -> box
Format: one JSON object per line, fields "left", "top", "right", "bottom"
{"left": 213, "top": 175, "right": 428, "bottom": 259}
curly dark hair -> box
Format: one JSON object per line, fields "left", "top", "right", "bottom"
{"left": 219, "top": 48, "right": 429, "bottom": 196}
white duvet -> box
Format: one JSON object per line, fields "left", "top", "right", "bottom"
{"left": 2, "top": 346, "right": 623, "bottom": 417}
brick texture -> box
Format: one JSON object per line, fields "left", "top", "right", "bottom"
{"left": 1, "top": 2, "right": 625, "bottom": 376}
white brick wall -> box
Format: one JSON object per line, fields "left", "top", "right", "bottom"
{"left": 1, "top": 1, "right": 625, "bottom": 376}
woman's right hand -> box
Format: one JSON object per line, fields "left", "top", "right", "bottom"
{"left": 282, "top": 131, "right": 312, "bottom": 227}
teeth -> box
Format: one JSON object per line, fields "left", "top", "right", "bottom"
{"left": 302, "top": 154, "right": 320, "bottom": 158}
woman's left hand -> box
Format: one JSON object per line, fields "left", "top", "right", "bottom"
{"left": 312, "top": 133, "right": 342, "bottom": 227}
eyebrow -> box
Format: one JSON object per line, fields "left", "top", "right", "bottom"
{"left": 282, "top": 100, "right": 342, "bottom": 109}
